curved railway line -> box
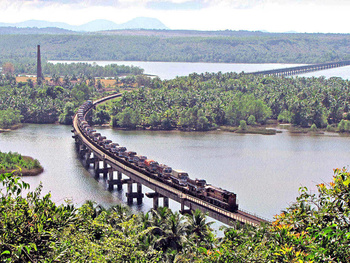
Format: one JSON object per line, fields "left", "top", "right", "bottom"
{"left": 72, "top": 93, "right": 270, "bottom": 226}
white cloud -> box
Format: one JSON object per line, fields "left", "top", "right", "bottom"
{"left": 0, "top": 0, "right": 349, "bottom": 32}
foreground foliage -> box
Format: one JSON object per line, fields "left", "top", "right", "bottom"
{"left": 0, "top": 167, "right": 349, "bottom": 262}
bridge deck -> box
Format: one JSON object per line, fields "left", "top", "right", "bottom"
{"left": 250, "top": 60, "right": 350, "bottom": 76}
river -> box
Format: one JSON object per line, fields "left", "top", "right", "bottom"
{"left": 50, "top": 60, "right": 350, "bottom": 80}
{"left": 1, "top": 124, "right": 350, "bottom": 222}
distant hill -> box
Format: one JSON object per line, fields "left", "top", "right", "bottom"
{"left": 0, "top": 17, "right": 168, "bottom": 32}
{"left": 0, "top": 26, "right": 73, "bottom": 35}
{"left": 99, "top": 29, "right": 269, "bottom": 38}
{"left": 118, "top": 17, "right": 168, "bottom": 30}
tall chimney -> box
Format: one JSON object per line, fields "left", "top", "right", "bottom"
{"left": 37, "top": 45, "right": 43, "bottom": 82}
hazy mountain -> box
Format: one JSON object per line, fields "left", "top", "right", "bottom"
{"left": 0, "top": 20, "right": 75, "bottom": 30}
{"left": 0, "top": 17, "right": 168, "bottom": 32}
{"left": 118, "top": 17, "right": 168, "bottom": 30}
{"left": 77, "top": 20, "right": 120, "bottom": 31}
{"left": 0, "top": 26, "right": 73, "bottom": 35}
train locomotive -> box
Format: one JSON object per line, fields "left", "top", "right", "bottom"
{"left": 75, "top": 100, "right": 239, "bottom": 212}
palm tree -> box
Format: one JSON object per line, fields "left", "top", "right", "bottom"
{"left": 27, "top": 78, "right": 34, "bottom": 89}
{"left": 153, "top": 211, "right": 187, "bottom": 252}
{"left": 63, "top": 75, "right": 71, "bottom": 88}
{"left": 81, "top": 200, "right": 106, "bottom": 220}
{"left": 184, "top": 209, "right": 215, "bottom": 249}
{"left": 150, "top": 206, "right": 171, "bottom": 231}
{"left": 108, "top": 204, "right": 132, "bottom": 225}
{"left": 50, "top": 74, "right": 61, "bottom": 86}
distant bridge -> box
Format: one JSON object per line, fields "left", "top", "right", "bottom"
{"left": 72, "top": 94, "right": 270, "bottom": 226}
{"left": 249, "top": 60, "right": 350, "bottom": 77}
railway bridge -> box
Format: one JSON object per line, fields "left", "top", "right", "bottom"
{"left": 72, "top": 94, "right": 270, "bottom": 226}
{"left": 250, "top": 60, "right": 350, "bottom": 77}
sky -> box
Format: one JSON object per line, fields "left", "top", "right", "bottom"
{"left": 0, "top": 0, "right": 349, "bottom": 33}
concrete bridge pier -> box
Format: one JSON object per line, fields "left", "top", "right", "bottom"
{"left": 73, "top": 135, "right": 80, "bottom": 147}
{"left": 153, "top": 195, "right": 159, "bottom": 209}
{"left": 84, "top": 150, "right": 93, "bottom": 168}
{"left": 92, "top": 153, "right": 98, "bottom": 169}
{"left": 78, "top": 144, "right": 88, "bottom": 158}
{"left": 102, "top": 159, "right": 108, "bottom": 179}
{"left": 126, "top": 181, "right": 144, "bottom": 205}
{"left": 107, "top": 170, "right": 126, "bottom": 191}
{"left": 116, "top": 171, "right": 123, "bottom": 190}
{"left": 94, "top": 158, "right": 110, "bottom": 179}
{"left": 86, "top": 156, "right": 98, "bottom": 169}
{"left": 180, "top": 197, "right": 192, "bottom": 215}
{"left": 94, "top": 158, "right": 100, "bottom": 177}
{"left": 164, "top": 196, "right": 169, "bottom": 208}
{"left": 107, "top": 169, "right": 114, "bottom": 191}
{"left": 146, "top": 192, "right": 170, "bottom": 209}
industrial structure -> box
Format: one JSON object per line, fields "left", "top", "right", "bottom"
{"left": 36, "top": 45, "right": 43, "bottom": 83}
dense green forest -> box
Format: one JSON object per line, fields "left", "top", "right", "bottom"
{"left": 1, "top": 33, "right": 350, "bottom": 70}
{"left": 0, "top": 74, "right": 98, "bottom": 125}
{"left": 3, "top": 69, "right": 350, "bottom": 131}
{"left": 0, "top": 168, "right": 349, "bottom": 262}
{"left": 12, "top": 62, "right": 143, "bottom": 77}
{"left": 98, "top": 72, "right": 350, "bottom": 131}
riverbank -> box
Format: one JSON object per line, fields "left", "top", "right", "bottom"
{"left": 3, "top": 120, "right": 348, "bottom": 138}
{"left": 219, "top": 125, "right": 280, "bottom": 135}
{"left": 79, "top": 122, "right": 347, "bottom": 136}
{"left": 0, "top": 124, "right": 24, "bottom": 133}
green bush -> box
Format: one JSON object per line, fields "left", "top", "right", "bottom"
{"left": 0, "top": 151, "right": 41, "bottom": 170}
{"left": 239, "top": 120, "right": 247, "bottom": 130}
{"left": 310, "top": 123, "right": 317, "bottom": 131}
{"left": 337, "top": 119, "right": 350, "bottom": 132}
{"left": 247, "top": 115, "right": 256, "bottom": 125}
{"left": 0, "top": 109, "right": 22, "bottom": 128}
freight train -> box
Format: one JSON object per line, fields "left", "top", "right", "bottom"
{"left": 74, "top": 100, "right": 238, "bottom": 212}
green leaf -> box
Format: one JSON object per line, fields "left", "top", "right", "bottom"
{"left": 343, "top": 178, "right": 350, "bottom": 186}
{"left": 1, "top": 250, "right": 10, "bottom": 255}
{"left": 25, "top": 245, "right": 31, "bottom": 254}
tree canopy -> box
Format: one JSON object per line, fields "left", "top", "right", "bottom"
{"left": 0, "top": 167, "right": 349, "bottom": 262}
{"left": 1, "top": 33, "right": 350, "bottom": 67}
{"left": 101, "top": 73, "right": 350, "bottom": 130}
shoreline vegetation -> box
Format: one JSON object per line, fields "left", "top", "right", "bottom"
{"left": 0, "top": 151, "right": 43, "bottom": 176}
{"left": 95, "top": 73, "right": 350, "bottom": 134}
{"left": 108, "top": 123, "right": 345, "bottom": 136}
{"left": 0, "top": 123, "right": 24, "bottom": 133}
{"left": 0, "top": 114, "right": 344, "bottom": 136}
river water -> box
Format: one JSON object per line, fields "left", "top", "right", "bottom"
{"left": 1, "top": 124, "right": 350, "bottom": 222}
{"left": 50, "top": 60, "right": 350, "bottom": 80}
